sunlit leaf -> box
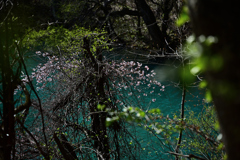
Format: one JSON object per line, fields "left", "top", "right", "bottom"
{"left": 190, "top": 66, "right": 201, "bottom": 75}
{"left": 176, "top": 6, "right": 190, "bottom": 26}
{"left": 199, "top": 80, "right": 207, "bottom": 88}
{"left": 97, "top": 104, "right": 105, "bottom": 110}
{"left": 205, "top": 90, "right": 212, "bottom": 102}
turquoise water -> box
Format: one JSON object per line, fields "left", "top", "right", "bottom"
{"left": 124, "top": 64, "right": 206, "bottom": 159}
{"left": 21, "top": 52, "right": 206, "bottom": 159}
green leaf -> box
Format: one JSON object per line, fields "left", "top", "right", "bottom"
{"left": 214, "top": 121, "right": 220, "bottom": 130}
{"left": 205, "top": 90, "right": 212, "bottom": 102}
{"left": 217, "top": 143, "right": 224, "bottom": 150}
{"left": 97, "top": 104, "right": 105, "bottom": 110}
{"left": 137, "top": 111, "right": 145, "bottom": 117}
{"left": 190, "top": 66, "right": 201, "bottom": 75}
{"left": 176, "top": 6, "right": 190, "bottom": 26}
{"left": 148, "top": 108, "right": 161, "bottom": 114}
{"left": 199, "top": 80, "right": 207, "bottom": 88}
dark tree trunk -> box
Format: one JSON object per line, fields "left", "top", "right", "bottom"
{"left": 135, "top": 0, "right": 166, "bottom": 49}
{"left": 188, "top": 1, "right": 240, "bottom": 159}
{"left": 162, "top": 0, "right": 174, "bottom": 39}
{"left": 0, "top": 17, "right": 15, "bottom": 160}
{"left": 83, "top": 38, "right": 110, "bottom": 160}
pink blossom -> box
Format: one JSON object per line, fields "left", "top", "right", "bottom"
{"left": 136, "top": 81, "right": 141, "bottom": 86}
{"left": 40, "top": 66, "right": 46, "bottom": 71}
{"left": 137, "top": 62, "right": 142, "bottom": 67}
{"left": 145, "top": 66, "right": 149, "bottom": 70}
{"left": 47, "top": 78, "right": 52, "bottom": 82}
{"left": 36, "top": 51, "right": 41, "bottom": 55}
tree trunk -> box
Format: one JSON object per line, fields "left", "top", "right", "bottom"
{"left": 0, "top": 17, "right": 15, "bottom": 160}
{"left": 162, "top": 0, "right": 174, "bottom": 39}
{"left": 188, "top": 1, "right": 240, "bottom": 159}
{"left": 135, "top": 0, "right": 166, "bottom": 49}
{"left": 83, "top": 38, "right": 110, "bottom": 160}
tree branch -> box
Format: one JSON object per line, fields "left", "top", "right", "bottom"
{"left": 16, "top": 119, "right": 49, "bottom": 160}
{"left": 169, "top": 152, "right": 207, "bottom": 160}
{"left": 15, "top": 41, "right": 50, "bottom": 157}
{"left": 53, "top": 133, "right": 77, "bottom": 160}
{"left": 14, "top": 82, "right": 31, "bottom": 114}
{"left": 175, "top": 84, "right": 186, "bottom": 159}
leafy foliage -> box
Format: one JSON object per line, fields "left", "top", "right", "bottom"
{"left": 186, "top": 35, "right": 219, "bottom": 75}
{"left": 183, "top": 106, "right": 225, "bottom": 159}
{"left": 107, "top": 104, "right": 225, "bottom": 159}
{"left": 23, "top": 25, "right": 110, "bottom": 55}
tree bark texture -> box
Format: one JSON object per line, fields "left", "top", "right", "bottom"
{"left": 83, "top": 38, "right": 110, "bottom": 160}
{"left": 0, "top": 16, "right": 15, "bottom": 160}
{"left": 162, "top": 0, "right": 174, "bottom": 39}
{"left": 188, "top": 1, "right": 240, "bottom": 159}
{"left": 135, "top": 0, "right": 166, "bottom": 48}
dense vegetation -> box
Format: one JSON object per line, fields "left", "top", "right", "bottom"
{"left": 1, "top": 0, "right": 238, "bottom": 159}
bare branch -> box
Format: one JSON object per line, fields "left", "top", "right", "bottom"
{"left": 14, "top": 82, "right": 31, "bottom": 114}
{"left": 169, "top": 152, "right": 207, "bottom": 160}
{"left": 53, "top": 133, "right": 77, "bottom": 160}
{"left": 16, "top": 119, "right": 49, "bottom": 160}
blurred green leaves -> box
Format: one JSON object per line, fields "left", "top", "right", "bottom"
{"left": 186, "top": 35, "right": 220, "bottom": 74}
{"left": 184, "top": 35, "right": 223, "bottom": 102}
{"left": 199, "top": 80, "right": 207, "bottom": 89}
{"left": 205, "top": 90, "right": 212, "bottom": 102}
{"left": 176, "top": 6, "right": 190, "bottom": 26}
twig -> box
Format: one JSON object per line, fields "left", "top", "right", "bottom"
{"left": 16, "top": 119, "right": 49, "bottom": 160}
{"left": 175, "top": 60, "right": 186, "bottom": 159}
{"left": 15, "top": 42, "right": 50, "bottom": 159}
{"left": 169, "top": 152, "right": 207, "bottom": 160}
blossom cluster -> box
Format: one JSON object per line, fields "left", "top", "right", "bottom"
{"left": 103, "top": 60, "right": 164, "bottom": 104}
{"left": 20, "top": 51, "right": 83, "bottom": 91}
{"left": 18, "top": 52, "right": 164, "bottom": 107}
